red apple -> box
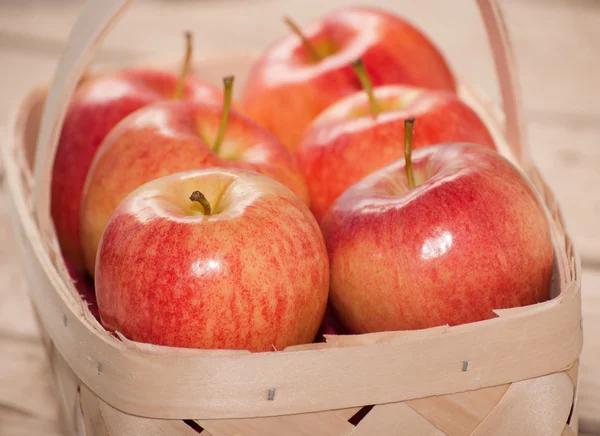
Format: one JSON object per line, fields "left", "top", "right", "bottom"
{"left": 242, "top": 6, "right": 456, "bottom": 151}
{"left": 51, "top": 32, "right": 222, "bottom": 271}
{"left": 297, "top": 69, "right": 496, "bottom": 222}
{"left": 95, "top": 168, "right": 329, "bottom": 351}
{"left": 321, "top": 128, "right": 553, "bottom": 333}
{"left": 80, "top": 77, "right": 309, "bottom": 277}
{"left": 315, "top": 304, "right": 347, "bottom": 341}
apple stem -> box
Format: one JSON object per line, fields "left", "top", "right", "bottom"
{"left": 404, "top": 118, "right": 416, "bottom": 190}
{"left": 190, "top": 191, "right": 211, "bottom": 215}
{"left": 351, "top": 58, "right": 381, "bottom": 116}
{"left": 212, "top": 76, "right": 234, "bottom": 155}
{"left": 283, "top": 16, "right": 322, "bottom": 62}
{"left": 173, "top": 31, "right": 193, "bottom": 100}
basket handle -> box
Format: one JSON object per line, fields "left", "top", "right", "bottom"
{"left": 32, "top": 0, "right": 134, "bottom": 244}
{"left": 476, "top": 0, "right": 529, "bottom": 167}
{"left": 31, "top": 0, "right": 528, "bottom": 245}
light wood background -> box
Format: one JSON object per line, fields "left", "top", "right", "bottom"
{"left": 0, "top": 0, "right": 598, "bottom": 435}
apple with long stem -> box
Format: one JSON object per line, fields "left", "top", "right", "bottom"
{"left": 52, "top": 32, "right": 222, "bottom": 270}
{"left": 95, "top": 168, "right": 329, "bottom": 351}
{"left": 81, "top": 75, "right": 309, "bottom": 277}
{"left": 242, "top": 6, "right": 457, "bottom": 151}
{"left": 296, "top": 58, "right": 496, "bottom": 222}
{"left": 320, "top": 119, "right": 553, "bottom": 333}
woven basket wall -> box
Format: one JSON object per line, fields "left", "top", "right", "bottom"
{"left": 1, "top": 0, "right": 583, "bottom": 435}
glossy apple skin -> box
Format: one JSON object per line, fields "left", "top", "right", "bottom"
{"left": 52, "top": 69, "right": 222, "bottom": 270}
{"left": 95, "top": 169, "right": 329, "bottom": 352}
{"left": 297, "top": 85, "right": 497, "bottom": 222}
{"left": 321, "top": 144, "right": 553, "bottom": 333}
{"left": 242, "top": 6, "right": 456, "bottom": 151}
{"left": 80, "top": 100, "right": 309, "bottom": 276}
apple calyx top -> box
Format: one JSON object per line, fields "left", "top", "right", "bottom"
{"left": 212, "top": 76, "right": 235, "bottom": 156}
{"left": 404, "top": 117, "right": 416, "bottom": 190}
{"left": 351, "top": 58, "right": 381, "bottom": 116}
{"left": 283, "top": 16, "right": 323, "bottom": 62}
{"left": 189, "top": 190, "right": 211, "bottom": 215}
{"left": 173, "top": 31, "right": 194, "bottom": 100}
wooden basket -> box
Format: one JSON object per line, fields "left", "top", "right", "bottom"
{"left": 1, "top": 0, "right": 583, "bottom": 435}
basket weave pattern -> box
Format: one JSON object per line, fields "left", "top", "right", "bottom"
{"left": 8, "top": 79, "right": 582, "bottom": 436}
{"left": 1, "top": 0, "right": 583, "bottom": 434}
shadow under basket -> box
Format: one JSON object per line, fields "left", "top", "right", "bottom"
{"left": 1, "top": 0, "right": 583, "bottom": 435}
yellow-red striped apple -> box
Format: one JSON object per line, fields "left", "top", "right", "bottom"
{"left": 52, "top": 33, "right": 221, "bottom": 270}
{"left": 95, "top": 168, "right": 329, "bottom": 351}
{"left": 242, "top": 6, "right": 456, "bottom": 151}
{"left": 80, "top": 77, "right": 309, "bottom": 277}
{"left": 321, "top": 124, "right": 552, "bottom": 333}
{"left": 297, "top": 72, "right": 496, "bottom": 222}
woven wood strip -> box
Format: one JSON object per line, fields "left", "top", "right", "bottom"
{"left": 335, "top": 407, "right": 363, "bottom": 421}
{"left": 349, "top": 402, "right": 445, "bottom": 436}
{"left": 406, "top": 384, "right": 510, "bottom": 435}
{"left": 470, "top": 372, "right": 574, "bottom": 436}
{"left": 197, "top": 410, "right": 356, "bottom": 436}
{"left": 566, "top": 360, "right": 580, "bottom": 388}
{"left": 47, "top": 338, "right": 81, "bottom": 434}
{"left": 79, "top": 385, "right": 205, "bottom": 436}
{"left": 566, "top": 360, "right": 580, "bottom": 435}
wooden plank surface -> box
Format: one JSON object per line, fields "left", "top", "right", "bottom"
{"left": 0, "top": 0, "right": 598, "bottom": 434}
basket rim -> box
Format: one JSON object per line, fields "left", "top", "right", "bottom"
{"left": 1, "top": 62, "right": 583, "bottom": 419}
